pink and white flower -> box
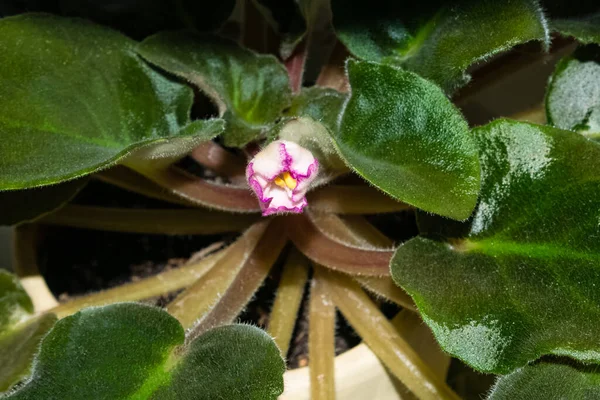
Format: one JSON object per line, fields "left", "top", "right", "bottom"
{"left": 246, "top": 140, "right": 319, "bottom": 216}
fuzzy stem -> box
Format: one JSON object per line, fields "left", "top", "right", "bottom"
{"left": 356, "top": 276, "right": 417, "bottom": 312}
{"left": 319, "top": 268, "right": 460, "bottom": 400}
{"left": 39, "top": 205, "right": 257, "bottom": 235}
{"left": 51, "top": 244, "right": 227, "bottom": 319}
{"left": 267, "top": 248, "right": 309, "bottom": 356}
{"left": 308, "top": 185, "right": 411, "bottom": 214}
{"left": 186, "top": 220, "right": 287, "bottom": 341}
{"left": 190, "top": 141, "right": 247, "bottom": 182}
{"left": 97, "top": 166, "right": 194, "bottom": 206}
{"left": 315, "top": 41, "right": 350, "bottom": 92}
{"left": 391, "top": 311, "right": 451, "bottom": 381}
{"left": 135, "top": 166, "right": 260, "bottom": 212}
{"left": 309, "top": 268, "right": 336, "bottom": 400}
{"left": 166, "top": 220, "right": 271, "bottom": 329}
{"left": 288, "top": 214, "right": 393, "bottom": 276}
{"left": 13, "top": 224, "right": 58, "bottom": 313}
{"left": 511, "top": 103, "right": 546, "bottom": 124}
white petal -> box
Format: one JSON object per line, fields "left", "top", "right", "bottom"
{"left": 263, "top": 184, "right": 306, "bottom": 215}
{"left": 283, "top": 141, "right": 316, "bottom": 177}
{"left": 250, "top": 141, "right": 287, "bottom": 179}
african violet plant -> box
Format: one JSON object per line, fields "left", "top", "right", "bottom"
{"left": 1, "top": 0, "right": 600, "bottom": 399}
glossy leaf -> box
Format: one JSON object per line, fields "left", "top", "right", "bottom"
{"left": 336, "top": 60, "right": 480, "bottom": 220}
{"left": 138, "top": 31, "right": 291, "bottom": 147}
{"left": 489, "top": 362, "right": 600, "bottom": 400}
{"left": 0, "top": 270, "right": 56, "bottom": 391}
{"left": 391, "top": 119, "right": 600, "bottom": 373}
{"left": 3, "top": 303, "right": 284, "bottom": 399}
{"left": 331, "top": 0, "right": 410, "bottom": 62}
{"left": 546, "top": 47, "right": 600, "bottom": 138}
{"left": 0, "top": 13, "right": 218, "bottom": 190}
{"left": 333, "top": 0, "right": 550, "bottom": 92}
{"left": 0, "top": 179, "right": 87, "bottom": 226}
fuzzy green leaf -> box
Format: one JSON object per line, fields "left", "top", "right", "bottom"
{"left": 138, "top": 32, "right": 291, "bottom": 147}
{"left": 287, "top": 87, "right": 346, "bottom": 134}
{"left": 489, "top": 362, "right": 600, "bottom": 400}
{"left": 0, "top": 13, "right": 219, "bottom": 190}
{"left": 336, "top": 60, "right": 480, "bottom": 220}
{"left": 0, "top": 313, "right": 57, "bottom": 392}
{"left": 391, "top": 119, "right": 600, "bottom": 373}
{"left": 152, "top": 325, "right": 285, "bottom": 400}
{"left": 0, "top": 270, "right": 56, "bottom": 391}
{"left": 0, "top": 179, "right": 87, "bottom": 226}
{"left": 2, "top": 303, "right": 284, "bottom": 399}
{"left": 333, "top": 0, "right": 549, "bottom": 92}
{"left": 546, "top": 47, "right": 600, "bottom": 139}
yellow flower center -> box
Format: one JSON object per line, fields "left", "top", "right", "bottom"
{"left": 273, "top": 171, "right": 297, "bottom": 190}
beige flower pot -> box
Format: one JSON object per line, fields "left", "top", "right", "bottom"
{"left": 281, "top": 343, "right": 402, "bottom": 399}
{"left": 279, "top": 310, "right": 451, "bottom": 399}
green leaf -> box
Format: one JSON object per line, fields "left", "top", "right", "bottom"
{"left": 546, "top": 46, "right": 600, "bottom": 139}
{"left": 553, "top": 13, "right": 600, "bottom": 44}
{"left": 332, "top": 0, "right": 410, "bottom": 62}
{"left": 152, "top": 325, "right": 285, "bottom": 400}
{"left": 0, "top": 314, "right": 57, "bottom": 392}
{"left": 0, "top": 13, "right": 216, "bottom": 190}
{"left": 124, "top": 119, "right": 225, "bottom": 170}
{"left": 336, "top": 60, "right": 480, "bottom": 220}
{"left": 287, "top": 87, "right": 346, "bottom": 134}
{"left": 489, "top": 362, "right": 600, "bottom": 400}
{"left": 391, "top": 119, "right": 600, "bottom": 373}
{"left": 3, "top": 303, "right": 285, "bottom": 399}
{"left": 0, "top": 179, "right": 87, "bottom": 226}
{"left": 0, "top": 270, "right": 56, "bottom": 391}
{"left": 333, "top": 0, "right": 550, "bottom": 92}
{"left": 138, "top": 32, "right": 291, "bottom": 147}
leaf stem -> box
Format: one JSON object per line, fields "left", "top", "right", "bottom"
{"left": 288, "top": 214, "right": 393, "bottom": 276}
{"left": 166, "top": 220, "right": 271, "bottom": 329}
{"left": 356, "top": 276, "right": 417, "bottom": 312}
{"left": 51, "top": 243, "right": 227, "bottom": 319}
{"left": 38, "top": 205, "right": 257, "bottom": 234}
{"left": 186, "top": 219, "right": 287, "bottom": 340}
{"left": 309, "top": 269, "right": 336, "bottom": 400}
{"left": 511, "top": 104, "right": 546, "bottom": 124}
{"left": 190, "top": 141, "right": 247, "bottom": 183}
{"left": 309, "top": 185, "right": 410, "bottom": 214}
{"left": 97, "top": 166, "right": 195, "bottom": 206}
{"left": 136, "top": 166, "right": 260, "bottom": 212}
{"left": 267, "top": 248, "right": 309, "bottom": 356}
{"left": 305, "top": 213, "right": 416, "bottom": 309}
{"left": 315, "top": 41, "right": 350, "bottom": 92}
{"left": 319, "top": 267, "right": 460, "bottom": 400}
